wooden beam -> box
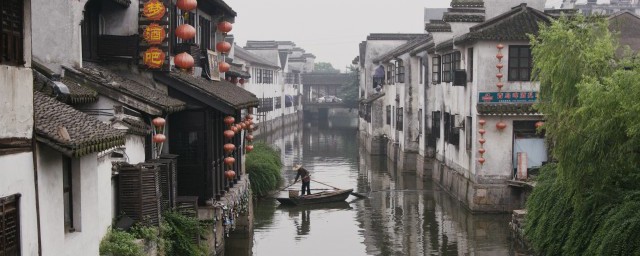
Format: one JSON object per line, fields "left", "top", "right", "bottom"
{"left": 0, "top": 138, "right": 32, "bottom": 156}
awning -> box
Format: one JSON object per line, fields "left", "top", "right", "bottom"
{"left": 34, "top": 91, "right": 125, "bottom": 157}
{"left": 155, "top": 70, "right": 259, "bottom": 114}
{"left": 477, "top": 103, "right": 540, "bottom": 116}
{"left": 360, "top": 93, "right": 386, "bottom": 104}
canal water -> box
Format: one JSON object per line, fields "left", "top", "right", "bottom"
{"left": 227, "top": 117, "right": 527, "bottom": 256}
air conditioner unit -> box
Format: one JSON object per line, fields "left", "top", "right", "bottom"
{"left": 454, "top": 114, "right": 464, "bottom": 129}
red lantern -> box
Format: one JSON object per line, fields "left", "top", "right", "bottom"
{"left": 245, "top": 145, "right": 254, "bottom": 152}
{"left": 478, "top": 129, "right": 486, "bottom": 135}
{"left": 496, "top": 44, "right": 504, "bottom": 50}
{"left": 239, "top": 78, "right": 245, "bottom": 85}
{"left": 478, "top": 157, "right": 486, "bottom": 164}
{"left": 535, "top": 121, "right": 545, "bottom": 129}
{"left": 224, "top": 130, "right": 235, "bottom": 139}
{"left": 224, "top": 143, "right": 235, "bottom": 153}
{"left": 496, "top": 73, "right": 503, "bottom": 79}
{"left": 224, "top": 116, "right": 235, "bottom": 126}
{"left": 497, "top": 82, "right": 504, "bottom": 89}
{"left": 153, "top": 134, "right": 166, "bottom": 143}
{"left": 224, "top": 157, "right": 235, "bottom": 166}
{"left": 249, "top": 124, "right": 255, "bottom": 131}
{"left": 152, "top": 117, "right": 166, "bottom": 127}
{"left": 496, "top": 63, "right": 504, "bottom": 69}
{"left": 217, "top": 21, "right": 233, "bottom": 33}
{"left": 174, "top": 52, "right": 194, "bottom": 69}
{"left": 246, "top": 114, "right": 253, "bottom": 120}
{"left": 496, "top": 121, "right": 507, "bottom": 130}
{"left": 216, "top": 41, "right": 232, "bottom": 53}
{"left": 219, "top": 61, "right": 230, "bottom": 72}
{"left": 479, "top": 138, "right": 486, "bottom": 144}
{"left": 230, "top": 126, "right": 239, "bottom": 133}
{"left": 478, "top": 119, "right": 486, "bottom": 126}
{"left": 240, "top": 122, "right": 247, "bottom": 130}
{"left": 225, "top": 170, "right": 236, "bottom": 180}
{"left": 176, "top": 24, "right": 196, "bottom": 40}
{"left": 176, "top": 0, "right": 197, "bottom": 11}
{"left": 478, "top": 148, "right": 486, "bottom": 154}
{"left": 496, "top": 52, "right": 503, "bottom": 60}
{"left": 246, "top": 134, "right": 254, "bottom": 142}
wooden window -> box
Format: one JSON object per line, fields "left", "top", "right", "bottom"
{"left": 432, "top": 56, "right": 440, "bottom": 84}
{"left": 508, "top": 45, "right": 532, "bottom": 81}
{"left": 443, "top": 112, "right": 450, "bottom": 142}
{"left": 432, "top": 111, "right": 440, "bottom": 139}
{"left": 63, "top": 157, "right": 74, "bottom": 232}
{"left": 1, "top": 0, "right": 24, "bottom": 65}
{"left": 467, "top": 48, "right": 474, "bottom": 82}
{"left": 419, "top": 58, "right": 423, "bottom": 84}
{"left": 466, "top": 116, "right": 472, "bottom": 150}
{"left": 396, "top": 107, "right": 403, "bottom": 131}
{"left": 274, "top": 96, "right": 281, "bottom": 109}
{"left": 386, "top": 105, "right": 391, "bottom": 125}
{"left": 81, "top": 0, "right": 101, "bottom": 61}
{"left": 442, "top": 54, "right": 451, "bottom": 82}
{"left": 418, "top": 109, "right": 423, "bottom": 135}
{"left": 386, "top": 63, "right": 394, "bottom": 85}
{"left": 198, "top": 16, "right": 211, "bottom": 50}
{"left": 396, "top": 60, "right": 404, "bottom": 83}
{"left": 0, "top": 194, "right": 20, "bottom": 255}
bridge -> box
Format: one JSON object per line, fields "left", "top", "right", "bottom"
{"left": 303, "top": 101, "right": 358, "bottom": 120}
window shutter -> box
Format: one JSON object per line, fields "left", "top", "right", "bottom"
{"left": 0, "top": 194, "right": 20, "bottom": 255}
{"left": 453, "top": 70, "right": 467, "bottom": 86}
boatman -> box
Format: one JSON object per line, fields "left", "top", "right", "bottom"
{"left": 293, "top": 164, "right": 312, "bottom": 196}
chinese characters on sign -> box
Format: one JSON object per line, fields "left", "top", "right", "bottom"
{"left": 143, "top": 47, "right": 166, "bottom": 69}
{"left": 139, "top": 0, "right": 170, "bottom": 71}
{"left": 479, "top": 91, "right": 538, "bottom": 103}
{"left": 207, "top": 50, "right": 221, "bottom": 81}
{"left": 143, "top": 23, "right": 166, "bottom": 45}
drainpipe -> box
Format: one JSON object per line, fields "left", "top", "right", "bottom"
{"left": 32, "top": 121, "right": 43, "bottom": 256}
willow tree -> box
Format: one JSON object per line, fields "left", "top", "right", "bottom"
{"left": 525, "top": 14, "right": 640, "bottom": 255}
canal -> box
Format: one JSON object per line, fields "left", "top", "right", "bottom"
{"left": 227, "top": 116, "right": 527, "bottom": 256}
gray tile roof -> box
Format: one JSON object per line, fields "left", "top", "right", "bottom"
{"left": 451, "top": 0, "right": 484, "bottom": 8}
{"left": 302, "top": 73, "right": 352, "bottom": 86}
{"left": 374, "top": 35, "right": 431, "bottom": 63}
{"left": 455, "top": 3, "right": 551, "bottom": 44}
{"left": 112, "top": 117, "right": 151, "bottom": 136}
{"left": 164, "top": 70, "right": 259, "bottom": 109}
{"left": 425, "top": 20, "right": 452, "bottom": 32}
{"left": 33, "top": 69, "right": 99, "bottom": 104}
{"left": 477, "top": 103, "right": 539, "bottom": 115}
{"left": 34, "top": 91, "right": 125, "bottom": 157}
{"left": 68, "top": 62, "right": 186, "bottom": 114}
{"left": 234, "top": 45, "right": 281, "bottom": 69}
{"left": 366, "top": 33, "right": 427, "bottom": 41}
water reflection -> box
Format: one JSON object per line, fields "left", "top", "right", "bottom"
{"left": 228, "top": 118, "right": 527, "bottom": 256}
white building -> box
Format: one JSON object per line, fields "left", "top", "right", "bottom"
{"left": 562, "top": 0, "right": 640, "bottom": 15}
{"left": 0, "top": 0, "right": 39, "bottom": 254}
{"left": 358, "top": 0, "right": 551, "bottom": 212}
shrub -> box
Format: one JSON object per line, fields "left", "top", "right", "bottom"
{"left": 99, "top": 228, "right": 143, "bottom": 256}
{"left": 246, "top": 142, "right": 283, "bottom": 197}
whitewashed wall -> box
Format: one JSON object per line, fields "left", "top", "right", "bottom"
{"left": 37, "top": 144, "right": 103, "bottom": 256}
{"left": 0, "top": 152, "right": 39, "bottom": 255}
{"left": 0, "top": 66, "right": 34, "bottom": 138}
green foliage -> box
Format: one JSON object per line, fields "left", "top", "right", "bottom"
{"left": 162, "top": 211, "right": 207, "bottom": 256}
{"left": 338, "top": 66, "right": 360, "bottom": 104}
{"left": 313, "top": 62, "right": 340, "bottom": 73}
{"left": 525, "top": 14, "right": 640, "bottom": 255}
{"left": 246, "top": 142, "right": 283, "bottom": 197}
{"left": 100, "top": 228, "right": 144, "bottom": 256}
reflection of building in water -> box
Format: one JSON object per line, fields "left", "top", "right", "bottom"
{"left": 562, "top": 0, "right": 640, "bottom": 15}
{"left": 356, "top": 152, "right": 516, "bottom": 255}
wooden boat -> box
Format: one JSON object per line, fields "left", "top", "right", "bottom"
{"left": 276, "top": 189, "right": 353, "bottom": 206}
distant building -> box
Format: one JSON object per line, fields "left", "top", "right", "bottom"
{"left": 562, "top": 0, "right": 640, "bottom": 15}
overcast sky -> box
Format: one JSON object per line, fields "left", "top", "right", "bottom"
{"left": 225, "top": 0, "right": 608, "bottom": 72}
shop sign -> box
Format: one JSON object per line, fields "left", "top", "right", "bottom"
{"left": 479, "top": 91, "right": 538, "bottom": 103}
{"left": 139, "top": 0, "right": 170, "bottom": 71}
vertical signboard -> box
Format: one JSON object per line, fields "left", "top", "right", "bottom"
{"left": 139, "top": 0, "right": 171, "bottom": 71}
{"left": 207, "top": 50, "right": 220, "bottom": 81}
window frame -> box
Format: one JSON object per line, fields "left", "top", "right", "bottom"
{"left": 1, "top": 0, "right": 25, "bottom": 65}
{"left": 386, "top": 105, "right": 391, "bottom": 125}
{"left": 396, "top": 60, "right": 405, "bottom": 83}
{"left": 432, "top": 56, "right": 440, "bottom": 84}
{"left": 442, "top": 54, "right": 452, "bottom": 83}
{"left": 396, "top": 107, "right": 404, "bottom": 131}
{"left": 0, "top": 193, "right": 21, "bottom": 255}
{"left": 467, "top": 48, "right": 474, "bottom": 82}
{"left": 198, "top": 16, "right": 212, "bottom": 50}
{"left": 63, "top": 156, "right": 74, "bottom": 232}
{"left": 508, "top": 45, "right": 532, "bottom": 82}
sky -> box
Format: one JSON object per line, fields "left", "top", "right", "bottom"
{"left": 225, "top": 0, "right": 609, "bottom": 72}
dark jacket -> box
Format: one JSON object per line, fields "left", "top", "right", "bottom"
{"left": 295, "top": 167, "right": 311, "bottom": 182}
